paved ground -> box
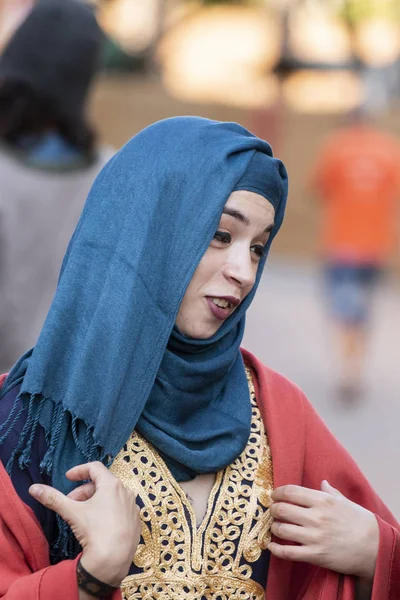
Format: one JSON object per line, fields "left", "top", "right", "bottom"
{"left": 243, "top": 259, "right": 400, "bottom": 519}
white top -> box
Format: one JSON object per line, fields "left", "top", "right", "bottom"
{"left": 0, "top": 145, "right": 115, "bottom": 370}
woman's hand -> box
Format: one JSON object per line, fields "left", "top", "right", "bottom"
{"left": 268, "top": 481, "right": 379, "bottom": 580}
{"left": 29, "top": 461, "right": 142, "bottom": 587}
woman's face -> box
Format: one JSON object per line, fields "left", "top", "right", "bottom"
{"left": 176, "top": 190, "right": 275, "bottom": 339}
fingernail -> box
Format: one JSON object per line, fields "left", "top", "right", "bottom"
{"left": 29, "top": 484, "right": 43, "bottom": 497}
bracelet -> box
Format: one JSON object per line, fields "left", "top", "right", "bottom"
{"left": 76, "top": 558, "right": 120, "bottom": 598}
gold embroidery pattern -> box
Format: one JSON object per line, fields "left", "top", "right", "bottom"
{"left": 110, "top": 366, "right": 273, "bottom": 600}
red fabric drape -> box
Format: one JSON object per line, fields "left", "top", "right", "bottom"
{"left": 0, "top": 353, "right": 399, "bottom": 598}
{"left": 242, "top": 349, "right": 400, "bottom": 600}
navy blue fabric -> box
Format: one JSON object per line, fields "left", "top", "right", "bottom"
{"left": 127, "top": 459, "right": 270, "bottom": 590}
{"left": 0, "top": 384, "right": 270, "bottom": 580}
{"left": 0, "top": 385, "right": 56, "bottom": 546}
{"left": 1, "top": 118, "right": 287, "bottom": 514}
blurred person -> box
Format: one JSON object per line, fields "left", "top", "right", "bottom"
{"left": 0, "top": 117, "right": 399, "bottom": 600}
{"left": 0, "top": 0, "right": 114, "bottom": 371}
{"left": 310, "top": 112, "right": 400, "bottom": 400}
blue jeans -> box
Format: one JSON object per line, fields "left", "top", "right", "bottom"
{"left": 324, "top": 262, "right": 383, "bottom": 325}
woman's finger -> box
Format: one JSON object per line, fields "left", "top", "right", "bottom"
{"left": 65, "top": 461, "right": 111, "bottom": 485}
{"left": 29, "top": 484, "right": 75, "bottom": 521}
{"left": 271, "top": 485, "right": 326, "bottom": 508}
{"left": 67, "top": 482, "right": 96, "bottom": 502}
{"left": 268, "top": 541, "right": 314, "bottom": 563}
{"left": 270, "top": 501, "right": 314, "bottom": 526}
{"left": 270, "top": 521, "right": 314, "bottom": 545}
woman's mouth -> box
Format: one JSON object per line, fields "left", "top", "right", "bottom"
{"left": 206, "top": 297, "right": 238, "bottom": 321}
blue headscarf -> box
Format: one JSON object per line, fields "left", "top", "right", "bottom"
{"left": 0, "top": 117, "right": 288, "bottom": 558}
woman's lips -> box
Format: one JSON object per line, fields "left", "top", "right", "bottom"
{"left": 206, "top": 297, "right": 233, "bottom": 321}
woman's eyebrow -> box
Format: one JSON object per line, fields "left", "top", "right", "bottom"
{"left": 222, "top": 207, "right": 249, "bottom": 225}
{"left": 222, "top": 207, "right": 275, "bottom": 233}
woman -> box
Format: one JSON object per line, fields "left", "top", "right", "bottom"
{"left": 0, "top": 0, "right": 113, "bottom": 371}
{"left": 0, "top": 117, "right": 398, "bottom": 600}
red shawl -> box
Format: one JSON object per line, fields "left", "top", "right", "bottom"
{"left": 0, "top": 353, "right": 399, "bottom": 599}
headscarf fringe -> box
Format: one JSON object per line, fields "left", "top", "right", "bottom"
{"left": 4, "top": 391, "right": 108, "bottom": 562}
{"left": 52, "top": 515, "right": 82, "bottom": 563}
{"left": 0, "top": 404, "right": 24, "bottom": 444}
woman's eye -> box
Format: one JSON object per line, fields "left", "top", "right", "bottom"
{"left": 213, "top": 231, "right": 231, "bottom": 244}
{"left": 251, "top": 244, "right": 265, "bottom": 259}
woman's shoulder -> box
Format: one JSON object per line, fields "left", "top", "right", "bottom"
{"left": 242, "top": 348, "right": 306, "bottom": 401}
{"left": 241, "top": 347, "right": 314, "bottom": 435}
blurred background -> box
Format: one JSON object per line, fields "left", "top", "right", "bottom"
{"left": 0, "top": 0, "right": 399, "bottom": 516}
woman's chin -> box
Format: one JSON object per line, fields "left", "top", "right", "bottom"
{"left": 178, "top": 322, "right": 221, "bottom": 340}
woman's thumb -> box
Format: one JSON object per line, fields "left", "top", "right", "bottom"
{"left": 29, "top": 484, "right": 72, "bottom": 520}
{"left": 320, "top": 480, "right": 345, "bottom": 498}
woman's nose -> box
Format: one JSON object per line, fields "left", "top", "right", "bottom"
{"left": 222, "top": 249, "right": 256, "bottom": 289}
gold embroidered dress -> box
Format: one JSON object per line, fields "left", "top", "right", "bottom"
{"left": 110, "top": 368, "right": 273, "bottom": 600}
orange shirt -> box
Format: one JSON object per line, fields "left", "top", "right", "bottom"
{"left": 311, "top": 126, "right": 400, "bottom": 263}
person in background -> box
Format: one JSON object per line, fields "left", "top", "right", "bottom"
{"left": 0, "top": 0, "right": 114, "bottom": 371}
{"left": 310, "top": 111, "right": 400, "bottom": 400}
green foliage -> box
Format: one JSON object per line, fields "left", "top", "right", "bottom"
{"left": 338, "top": 0, "right": 400, "bottom": 23}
